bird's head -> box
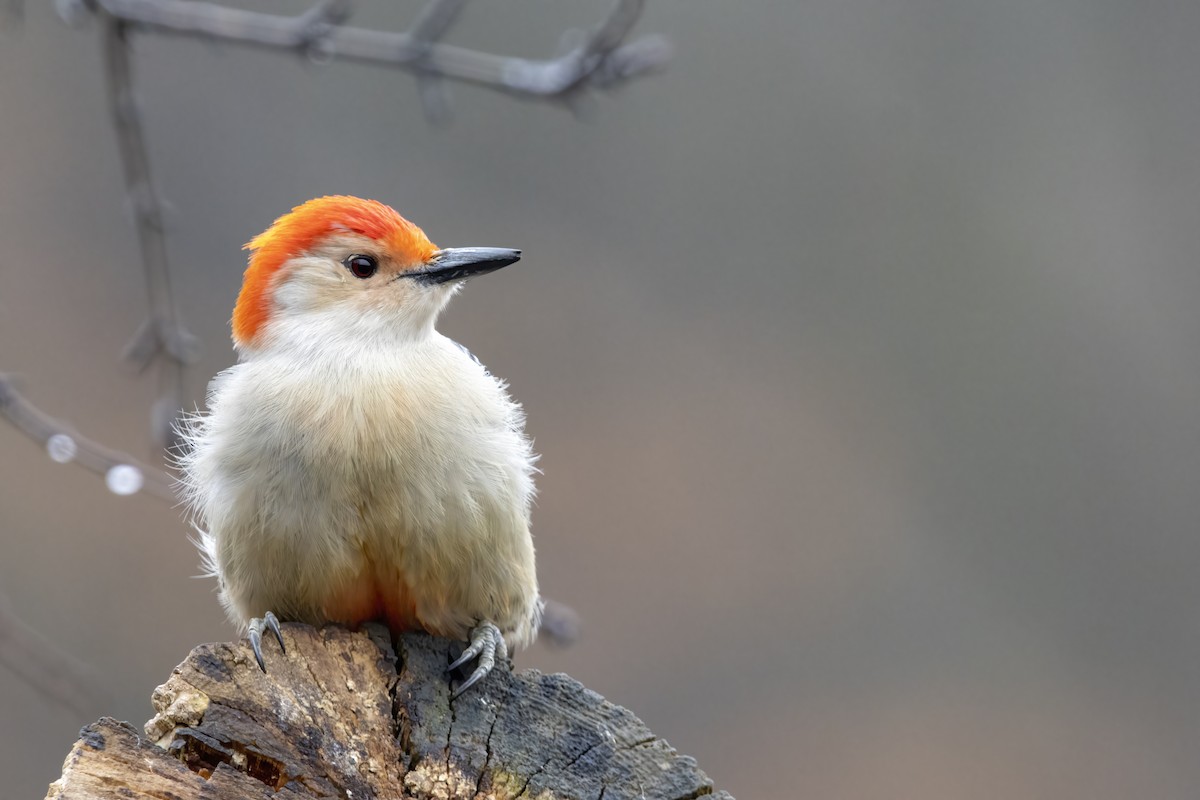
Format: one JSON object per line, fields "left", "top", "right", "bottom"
{"left": 231, "top": 196, "right": 520, "bottom": 352}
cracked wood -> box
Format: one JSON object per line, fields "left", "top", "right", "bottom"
{"left": 46, "top": 624, "right": 733, "bottom": 800}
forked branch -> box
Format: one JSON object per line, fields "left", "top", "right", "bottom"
{"left": 87, "top": 0, "right": 671, "bottom": 103}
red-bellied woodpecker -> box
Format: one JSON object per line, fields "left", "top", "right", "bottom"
{"left": 179, "top": 196, "right": 540, "bottom": 697}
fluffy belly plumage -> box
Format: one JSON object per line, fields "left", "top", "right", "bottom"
{"left": 182, "top": 342, "right": 541, "bottom": 649}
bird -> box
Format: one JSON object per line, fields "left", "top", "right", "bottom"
{"left": 178, "top": 196, "right": 541, "bottom": 697}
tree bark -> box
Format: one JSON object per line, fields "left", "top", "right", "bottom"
{"left": 45, "top": 624, "right": 732, "bottom": 800}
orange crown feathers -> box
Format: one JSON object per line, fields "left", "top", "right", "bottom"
{"left": 232, "top": 196, "right": 438, "bottom": 346}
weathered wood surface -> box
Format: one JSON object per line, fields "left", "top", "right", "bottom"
{"left": 46, "top": 624, "right": 732, "bottom": 800}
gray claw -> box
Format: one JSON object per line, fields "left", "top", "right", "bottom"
{"left": 248, "top": 611, "right": 285, "bottom": 672}
{"left": 449, "top": 621, "right": 508, "bottom": 699}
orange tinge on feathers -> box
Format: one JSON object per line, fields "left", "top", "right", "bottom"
{"left": 232, "top": 196, "right": 438, "bottom": 346}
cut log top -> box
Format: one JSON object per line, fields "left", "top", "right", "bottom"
{"left": 45, "top": 624, "right": 733, "bottom": 800}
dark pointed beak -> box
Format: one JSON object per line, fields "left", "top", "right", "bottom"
{"left": 412, "top": 247, "right": 521, "bottom": 285}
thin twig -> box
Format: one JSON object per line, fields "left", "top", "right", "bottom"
{"left": 0, "top": 374, "right": 176, "bottom": 502}
{"left": 101, "top": 14, "right": 200, "bottom": 449}
{"left": 91, "top": 0, "right": 672, "bottom": 100}
{"left": 406, "top": 0, "right": 469, "bottom": 45}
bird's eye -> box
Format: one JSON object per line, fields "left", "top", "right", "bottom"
{"left": 343, "top": 254, "right": 378, "bottom": 279}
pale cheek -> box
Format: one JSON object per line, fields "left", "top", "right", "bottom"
{"left": 273, "top": 260, "right": 350, "bottom": 314}
{"left": 272, "top": 278, "right": 317, "bottom": 313}
{"left": 366, "top": 282, "right": 454, "bottom": 320}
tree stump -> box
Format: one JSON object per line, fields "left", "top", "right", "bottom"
{"left": 45, "top": 624, "right": 732, "bottom": 800}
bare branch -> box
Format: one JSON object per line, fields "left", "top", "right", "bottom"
{"left": 0, "top": 589, "right": 108, "bottom": 718}
{"left": 0, "top": 374, "right": 176, "bottom": 502}
{"left": 88, "top": 0, "right": 672, "bottom": 100}
{"left": 101, "top": 14, "right": 200, "bottom": 449}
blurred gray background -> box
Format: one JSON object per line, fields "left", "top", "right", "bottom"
{"left": 3, "top": 1, "right": 1200, "bottom": 797}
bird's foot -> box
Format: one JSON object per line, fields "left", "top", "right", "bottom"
{"left": 247, "top": 611, "right": 286, "bottom": 672}
{"left": 448, "top": 620, "right": 508, "bottom": 699}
